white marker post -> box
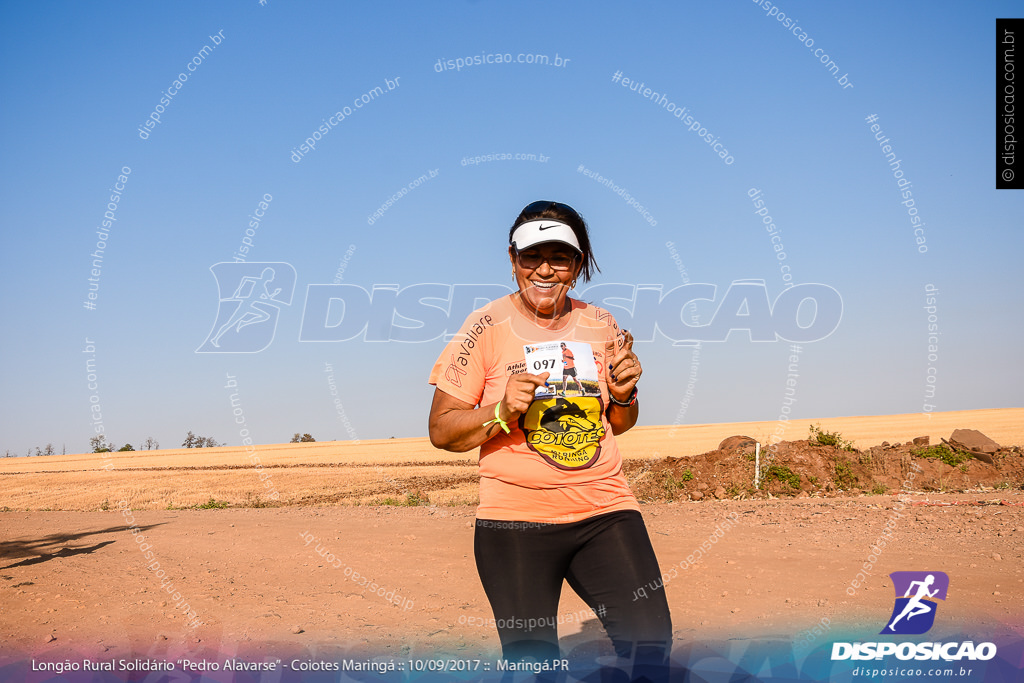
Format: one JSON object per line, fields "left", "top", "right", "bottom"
{"left": 754, "top": 442, "right": 761, "bottom": 489}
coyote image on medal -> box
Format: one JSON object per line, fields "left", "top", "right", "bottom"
{"left": 539, "top": 397, "right": 596, "bottom": 433}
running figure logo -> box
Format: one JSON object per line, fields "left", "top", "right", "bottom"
{"left": 881, "top": 571, "right": 949, "bottom": 635}
{"left": 197, "top": 263, "right": 296, "bottom": 353}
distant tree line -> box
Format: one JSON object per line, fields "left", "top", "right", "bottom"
{"left": 181, "top": 431, "right": 221, "bottom": 448}
{"left": 3, "top": 444, "right": 61, "bottom": 457}
{"left": 88, "top": 435, "right": 159, "bottom": 453}
{"left": 4, "top": 430, "right": 324, "bottom": 457}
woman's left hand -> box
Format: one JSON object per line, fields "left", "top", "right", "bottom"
{"left": 607, "top": 330, "right": 641, "bottom": 403}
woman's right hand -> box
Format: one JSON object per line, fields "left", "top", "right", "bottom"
{"left": 499, "top": 372, "right": 550, "bottom": 422}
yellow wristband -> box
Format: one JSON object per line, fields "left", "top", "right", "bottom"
{"left": 482, "top": 402, "right": 511, "bottom": 434}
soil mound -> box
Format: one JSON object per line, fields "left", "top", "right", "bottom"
{"left": 624, "top": 431, "right": 1024, "bottom": 502}
{"left": 717, "top": 435, "right": 756, "bottom": 451}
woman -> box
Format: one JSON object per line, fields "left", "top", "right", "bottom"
{"left": 428, "top": 201, "right": 672, "bottom": 673}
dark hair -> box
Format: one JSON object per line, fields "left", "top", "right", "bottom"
{"left": 508, "top": 200, "right": 600, "bottom": 283}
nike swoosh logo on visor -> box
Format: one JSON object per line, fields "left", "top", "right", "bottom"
{"left": 538, "top": 223, "right": 557, "bottom": 230}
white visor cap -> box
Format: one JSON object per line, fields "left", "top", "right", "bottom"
{"left": 510, "top": 220, "right": 581, "bottom": 252}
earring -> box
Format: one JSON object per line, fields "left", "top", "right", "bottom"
{"left": 571, "top": 278, "right": 577, "bottom": 289}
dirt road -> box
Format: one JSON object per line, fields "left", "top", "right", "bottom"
{"left": 2, "top": 494, "right": 1021, "bottom": 670}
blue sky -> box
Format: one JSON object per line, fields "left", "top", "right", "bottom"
{"left": 1, "top": 1, "right": 1020, "bottom": 454}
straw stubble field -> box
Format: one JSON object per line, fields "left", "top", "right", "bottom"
{"left": 1, "top": 409, "right": 1021, "bottom": 511}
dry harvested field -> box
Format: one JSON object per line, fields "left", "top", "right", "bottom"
{"left": 1, "top": 408, "right": 1021, "bottom": 511}
{"left": 1, "top": 408, "right": 1022, "bottom": 677}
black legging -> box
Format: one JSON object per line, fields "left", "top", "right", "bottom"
{"left": 474, "top": 510, "right": 672, "bottom": 671}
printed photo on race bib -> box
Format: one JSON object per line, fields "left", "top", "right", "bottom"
{"left": 523, "top": 341, "right": 601, "bottom": 399}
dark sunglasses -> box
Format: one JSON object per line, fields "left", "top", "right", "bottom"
{"left": 512, "top": 246, "right": 579, "bottom": 271}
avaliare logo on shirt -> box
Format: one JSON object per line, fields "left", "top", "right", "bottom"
{"left": 520, "top": 396, "right": 604, "bottom": 470}
{"left": 443, "top": 313, "right": 494, "bottom": 387}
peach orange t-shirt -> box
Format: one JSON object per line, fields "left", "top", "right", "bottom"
{"left": 428, "top": 295, "right": 640, "bottom": 523}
